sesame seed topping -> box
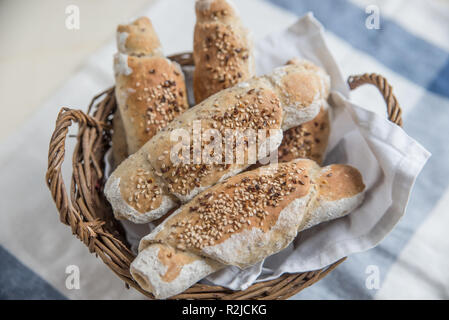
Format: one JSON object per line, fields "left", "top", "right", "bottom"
{"left": 133, "top": 69, "right": 188, "bottom": 138}
{"left": 278, "top": 109, "right": 328, "bottom": 164}
{"left": 169, "top": 163, "right": 308, "bottom": 250}
{"left": 125, "top": 169, "right": 162, "bottom": 211}
{"left": 153, "top": 88, "right": 282, "bottom": 197}
{"left": 199, "top": 21, "right": 251, "bottom": 94}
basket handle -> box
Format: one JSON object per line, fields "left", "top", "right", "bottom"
{"left": 348, "top": 73, "right": 403, "bottom": 126}
{"left": 46, "top": 107, "right": 105, "bottom": 233}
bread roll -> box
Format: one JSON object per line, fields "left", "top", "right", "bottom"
{"left": 278, "top": 102, "right": 330, "bottom": 164}
{"left": 193, "top": 0, "right": 255, "bottom": 103}
{"left": 130, "top": 158, "right": 365, "bottom": 299}
{"left": 114, "top": 17, "right": 189, "bottom": 154}
{"left": 105, "top": 59, "right": 330, "bottom": 224}
{"left": 111, "top": 110, "right": 128, "bottom": 167}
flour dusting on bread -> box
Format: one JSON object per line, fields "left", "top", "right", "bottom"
{"left": 130, "top": 159, "right": 365, "bottom": 298}
{"left": 114, "top": 53, "right": 132, "bottom": 76}
{"left": 105, "top": 175, "right": 177, "bottom": 224}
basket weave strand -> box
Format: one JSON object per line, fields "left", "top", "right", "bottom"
{"left": 46, "top": 53, "right": 402, "bottom": 299}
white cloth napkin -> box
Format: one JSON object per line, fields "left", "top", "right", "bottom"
{"left": 120, "top": 13, "right": 430, "bottom": 291}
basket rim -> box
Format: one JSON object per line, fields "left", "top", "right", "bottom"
{"left": 45, "top": 52, "right": 402, "bottom": 300}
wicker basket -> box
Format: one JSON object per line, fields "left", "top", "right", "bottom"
{"left": 46, "top": 53, "right": 402, "bottom": 300}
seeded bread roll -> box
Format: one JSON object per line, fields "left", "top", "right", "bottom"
{"left": 111, "top": 110, "right": 128, "bottom": 168}
{"left": 146, "top": 60, "right": 330, "bottom": 200}
{"left": 105, "top": 146, "right": 179, "bottom": 223}
{"left": 114, "top": 17, "right": 189, "bottom": 154}
{"left": 193, "top": 0, "right": 255, "bottom": 103}
{"left": 117, "top": 16, "right": 162, "bottom": 57}
{"left": 105, "top": 59, "right": 330, "bottom": 224}
{"left": 130, "top": 159, "right": 365, "bottom": 299}
{"left": 278, "top": 102, "right": 330, "bottom": 164}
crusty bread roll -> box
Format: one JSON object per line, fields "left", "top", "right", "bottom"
{"left": 117, "top": 17, "right": 162, "bottom": 57}
{"left": 114, "top": 17, "right": 189, "bottom": 154}
{"left": 130, "top": 158, "right": 365, "bottom": 299}
{"left": 105, "top": 59, "right": 330, "bottom": 224}
{"left": 111, "top": 110, "right": 128, "bottom": 168}
{"left": 193, "top": 0, "right": 255, "bottom": 103}
{"left": 278, "top": 102, "right": 330, "bottom": 164}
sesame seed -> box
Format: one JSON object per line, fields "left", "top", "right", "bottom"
{"left": 172, "top": 163, "right": 307, "bottom": 250}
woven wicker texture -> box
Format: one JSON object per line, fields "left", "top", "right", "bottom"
{"left": 46, "top": 53, "right": 402, "bottom": 300}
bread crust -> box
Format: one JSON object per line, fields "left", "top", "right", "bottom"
{"left": 115, "top": 55, "right": 189, "bottom": 154}
{"left": 278, "top": 103, "right": 330, "bottom": 164}
{"left": 111, "top": 109, "right": 128, "bottom": 168}
{"left": 105, "top": 148, "right": 179, "bottom": 223}
{"left": 193, "top": 0, "right": 255, "bottom": 103}
{"left": 130, "top": 243, "right": 221, "bottom": 299}
{"left": 145, "top": 77, "right": 283, "bottom": 202}
{"left": 131, "top": 159, "right": 365, "bottom": 299}
{"left": 117, "top": 17, "right": 162, "bottom": 57}
{"left": 114, "top": 17, "right": 189, "bottom": 155}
